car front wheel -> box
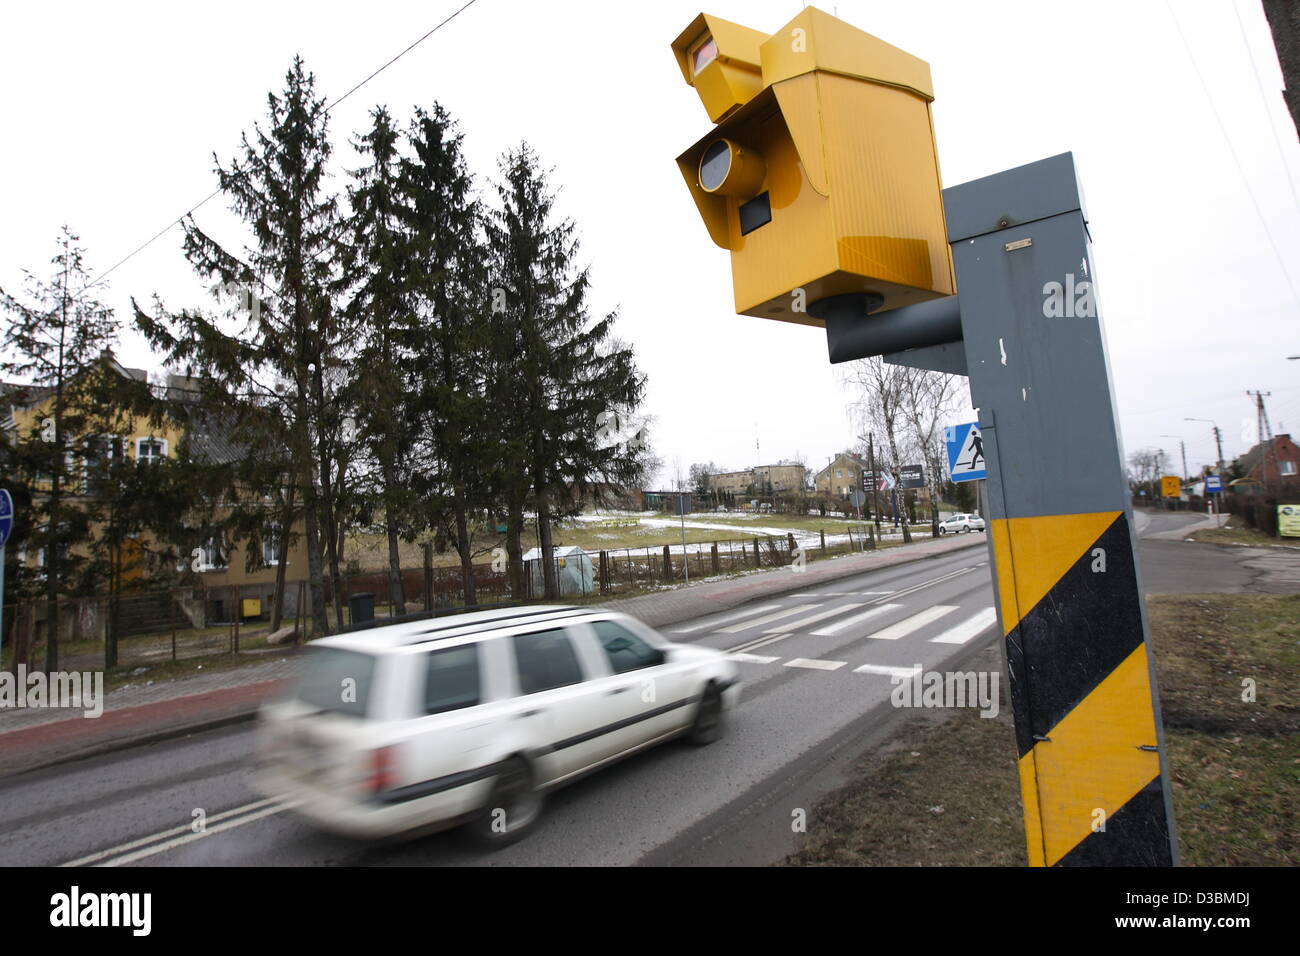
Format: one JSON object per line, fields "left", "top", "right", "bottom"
{"left": 688, "top": 683, "right": 726, "bottom": 746}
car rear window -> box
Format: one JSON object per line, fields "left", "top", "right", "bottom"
{"left": 296, "top": 647, "right": 377, "bottom": 717}
{"left": 423, "top": 644, "right": 481, "bottom": 715}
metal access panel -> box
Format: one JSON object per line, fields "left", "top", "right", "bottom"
{"left": 948, "top": 153, "right": 1178, "bottom": 866}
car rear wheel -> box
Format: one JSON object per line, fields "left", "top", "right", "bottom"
{"left": 962, "top": 525, "right": 971, "bottom": 533}
{"left": 688, "top": 683, "right": 726, "bottom": 745}
{"left": 466, "top": 757, "right": 544, "bottom": 849}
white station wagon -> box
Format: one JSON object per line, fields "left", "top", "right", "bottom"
{"left": 255, "top": 605, "right": 741, "bottom": 846}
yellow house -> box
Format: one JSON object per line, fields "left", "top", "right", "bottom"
{"left": 2, "top": 354, "right": 307, "bottom": 627}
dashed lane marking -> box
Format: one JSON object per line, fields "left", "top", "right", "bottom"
{"left": 854, "top": 663, "right": 924, "bottom": 679}
{"left": 729, "top": 652, "right": 781, "bottom": 664}
{"left": 784, "top": 658, "right": 847, "bottom": 671}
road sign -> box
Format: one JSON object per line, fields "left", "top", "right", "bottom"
{"left": 848, "top": 489, "right": 866, "bottom": 508}
{"left": 898, "top": 464, "right": 926, "bottom": 489}
{"left": 1204, "top": 475, "right": 1222, "bottom": 494}
{"left": 1279, "top": 504, "right": 1300, "bottom": 537}
{"left": 1160, "top": 475, "right": 1181, "bottom": 498}
{"left": 0, "top": 489, "right": 12, "bottom": 548}
{"left": 945, "top": 422, "right": 986, "bottom": 482}
{"left": 0, "top": 488, "right": 11, "bottom": 668}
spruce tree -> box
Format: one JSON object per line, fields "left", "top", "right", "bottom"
{"left": 486, "top": 144, "right": 646, "bottom": 599}
{"left": 135, "top": 56, "right": 341, "bottom": 636}
{"left": 0, "top": 227, "right": 117, "bottom": 670}
{"left": 401, "top": 105, "right": 492, "bottom": 607}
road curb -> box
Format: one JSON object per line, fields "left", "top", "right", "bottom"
{"left": 0, "top": 710, "right": 260, "bottom": 782}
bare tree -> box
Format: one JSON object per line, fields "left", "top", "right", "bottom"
{"left": 902, "top": 370, "right": 961, "bottom": 536}
{"left": 845, "top": 357, "right": 916, "bottom": 541}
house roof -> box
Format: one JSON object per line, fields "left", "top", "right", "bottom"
{"left": 816, "top": 452, "right": 869, "bottom": 479}
{"left": 1238, "top": 434, "right": 1294, "bottom": 478}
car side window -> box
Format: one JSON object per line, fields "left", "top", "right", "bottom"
{"left": 423, "top": 644, "right": 481, "bottom": 715}
{"left": 592, "top": 620, "right": 663, "bottom": 675}
{"left": 512, "top": 628, "right": 585, "bottom": 695}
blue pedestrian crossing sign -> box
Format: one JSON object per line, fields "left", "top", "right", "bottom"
{"left": 945, "top": 422, "right": 986, "bottom": 482}
{"left": 0, "top": 489, "right": 13, "bottom": 548}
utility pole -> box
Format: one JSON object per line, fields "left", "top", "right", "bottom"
{"left": 1248, "top": 390, "right": 1275, "bottom": 487}
{"left": 1184, "top": 417, "right": 1225, "bottom": 475}
{"left": 1160, "top": 435, "right": 1188, "bottom": 482}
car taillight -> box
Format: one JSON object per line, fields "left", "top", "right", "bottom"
{"left": 363, "top": 746, "right": 398, "bottom": 795}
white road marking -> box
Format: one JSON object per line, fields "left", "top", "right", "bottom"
{"left": 729, "top": 652, "right": 780, "bottom": 664}
{"left": 98, "top": 801, "right": 301, "bottom": 867}
{"left": 864, "top": 605, "right": 959, "bottom": 641}
{"left": 671, "top": 603, "right": 782, "bottom": 633}
{"left": 930, "top": 607, "right": 998, "bottom": 644}
{"left": 764, "top": 602, "right": 865, "bottom": 633}
{"left": 739, "top": 632, "right": 795, "bottom": 652}
{"left": 858, "top": 591, "right": 896, "bottom": 596}
{"left": 854, "top": 663, "right": 924, "bottom": 679}
{"left": 784, "top": 658, "right": 847, "bottom": 671}
{"left": 60, "top": 798, "right": 293, "bottom": 868}
{"left": 810, "top": 603, "right": 902, "bottom": 637}
{"left": 716, "top": 603, "right": 821, "bottom": 633}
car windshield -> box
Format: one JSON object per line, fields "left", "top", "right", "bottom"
{"left": 295, "top": 647, "right": 377, "bottom": 717}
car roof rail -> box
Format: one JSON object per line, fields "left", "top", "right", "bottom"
{"left": 401, "top": 604, "right": 592, "bottom": 645}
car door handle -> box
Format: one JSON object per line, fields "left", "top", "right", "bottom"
{"left": 516, "top": 709, "right": 545, "bottom": 719}
{"left": 605, "top": 686, "right": 631, "bottom": 696}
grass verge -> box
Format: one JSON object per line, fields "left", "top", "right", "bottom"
{"left": 781, "top": 593, "right": 1298, "bottom": 866}
{"left": 1190, "top": 516, "right": 1300, "bottom": 548}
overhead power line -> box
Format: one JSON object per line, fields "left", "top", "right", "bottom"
{"left": 1166, "top": 0, "right": 1300, "bottom": 313}
{"left": 79, "top": 0, "right": 481, "bottom": 294}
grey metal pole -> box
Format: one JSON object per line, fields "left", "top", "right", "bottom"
{"left": 680, "top": 494, "right": 689, "bottom": 584}
{"left": 0, "top": 543, "right": 6, "bottom": 668}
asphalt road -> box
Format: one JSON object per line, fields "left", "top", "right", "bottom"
{"left": 0, "top": 545, "right": 1001, "bottom": 867}
{"left": 2, "top": 510, "right": 1283, "bottom": 867}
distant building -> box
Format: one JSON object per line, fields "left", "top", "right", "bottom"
{"left": 708, "top": 462, "right": 808, "bottom": 496}
{"left": 1236, "top": 434, "right": 1299, "bottom": 489}
{"left": 815, "top": 452, "right": 870, "bottom": 497}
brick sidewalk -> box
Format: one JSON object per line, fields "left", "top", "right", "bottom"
{"left": 0, "top": 533, "right": 985, "bottom": 777}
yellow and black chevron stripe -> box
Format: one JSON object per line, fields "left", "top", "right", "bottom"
{"left": 990, "top": 510, "right": 1176, "bottom": 867}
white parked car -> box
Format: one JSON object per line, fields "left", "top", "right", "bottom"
{"left": 938, "top": 513, "right": 986, "bottom": 534}
{"left": 255, "top": 605, "right": 741, "bottom": 847}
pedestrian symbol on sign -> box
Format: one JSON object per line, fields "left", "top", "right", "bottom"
{"left": 946, "top": 422, "right": 987, "bottom": 482}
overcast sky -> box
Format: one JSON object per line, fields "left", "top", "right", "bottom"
{"left": 3, "top": 0, "right": 1298, "bottom": 486}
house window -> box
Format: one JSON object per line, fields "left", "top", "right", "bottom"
{"left": 835, "top": 469, "right": 842, "bottom": 479}
{"left": 1282, "top": 460, "right": 1298, "bottom": 477}
{"left": 136, "top": 437, "right": 167, "bottom": 463}
{"left": 262, "top": 525, "right": 284, "bottom": 566}
{"left": 197, "top": 536, "right": 226, "bottom": 571}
